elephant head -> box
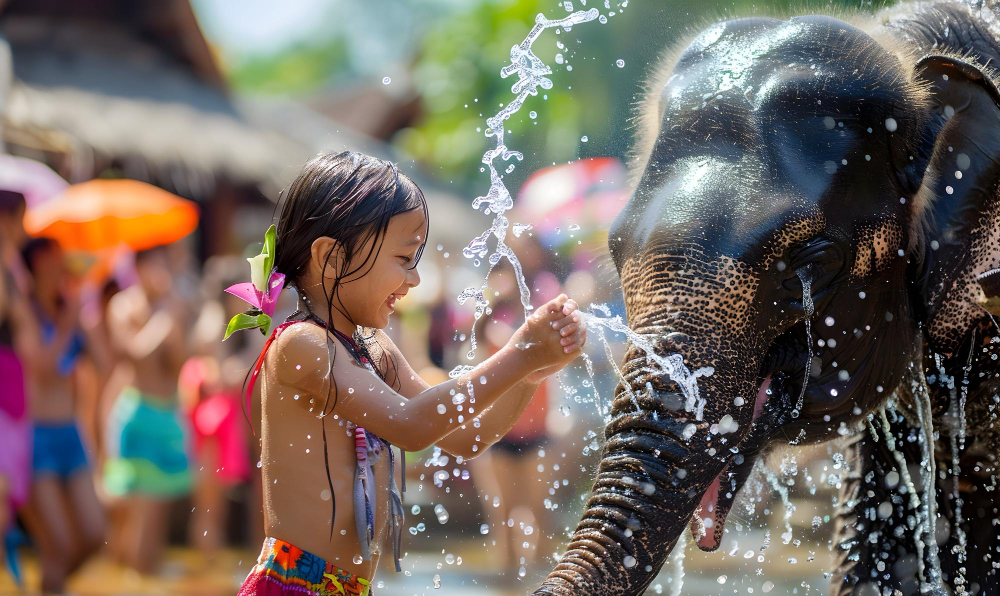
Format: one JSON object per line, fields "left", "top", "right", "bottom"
{"left": 537, "top": 7, "right": 1000, "bottom": 595}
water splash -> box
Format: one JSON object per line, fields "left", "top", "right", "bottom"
{"left": 792, "top": 270, "right": 814, "bottom": 418}
{"left": 666, "top": 530, "right": 688, "bottom": 596}
{"left": 912, "top": 359, "right": 943, "bottom": 591}
{"left": 458, "top": 7, "right": 600, "bottom": 360}
{"left": 581, "top": 304, "right": 715, "bottom": 421}
{"left": 762, "top": 466, "right": 795, "bottom": 545}
{"left": 877, "top": 407, "right": 926, "bottom": 583}
{"left": 944, "top": 336, "right": 974, "bottom": 595}
{"left": 453, "top": 3, "right": 715, "bottom": 427}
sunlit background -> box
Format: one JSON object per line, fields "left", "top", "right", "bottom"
{"left": 0, "top": 0, "right": 887, "bottom": 593}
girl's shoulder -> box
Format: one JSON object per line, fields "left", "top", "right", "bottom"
{"left": 271, "top": 321, "right": 330, "bottom": 362}
{"left": 268, "top": 322, "right": 378, "bottom": 394}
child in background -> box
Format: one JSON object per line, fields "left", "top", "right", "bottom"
{"left": 104, "top": 246, "right": 191, "bottom": 574}
{"left": 232, "top": 151, "right": 586, "bottom": 596}
{"left": 19, "top": 238, "right": 106, "bottom": 593}
{"left": 180, "top": 259, "right": 255, "bottom": 561}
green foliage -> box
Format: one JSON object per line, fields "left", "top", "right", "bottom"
{"left": 227, "top": 38, "right": 350, "bottom": 96}
{"left": 395, "top": 0, "right": 896, "bottom": 193}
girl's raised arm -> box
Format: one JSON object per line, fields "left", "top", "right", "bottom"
{"left": 270, "top": 302, "right": 577, "bottom": 452}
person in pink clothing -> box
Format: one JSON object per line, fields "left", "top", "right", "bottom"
{"left": 180, "top": 264, "right": 255, "bottom": 560}
{"left": 0, "top": 190, "right": 33, "bottom": 575}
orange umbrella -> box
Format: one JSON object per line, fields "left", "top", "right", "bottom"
{"left": 24, "top": 179, "right": 199, "bottom": 252}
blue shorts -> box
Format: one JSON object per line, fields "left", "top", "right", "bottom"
{"left": 33, "top": 423, "right": 89, "bottom": 478}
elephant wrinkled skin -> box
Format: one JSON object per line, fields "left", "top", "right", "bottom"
{"left": 536, "top": 2, "right": 1000, "bottom": 595}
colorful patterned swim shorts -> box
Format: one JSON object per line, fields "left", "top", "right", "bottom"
{"left": 238, "top": 537, "right": 371, "bottom": 596}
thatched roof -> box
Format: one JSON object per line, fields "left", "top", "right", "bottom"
{"left": 243, "top": 98, "right": 482, "bottom": 246}
{"left": 0, "top": 17, "right": 306, "bottom": 198}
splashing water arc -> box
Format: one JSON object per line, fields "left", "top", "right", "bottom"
{"left": 457, "top": 7, "right": 600, "bottom": 360}
{"left": 456, "top": 2, "right": 715, "bottom": 424}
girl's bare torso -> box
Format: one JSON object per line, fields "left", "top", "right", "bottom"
{"left": 259, "top": 344, "right": 394, "bottom": 580}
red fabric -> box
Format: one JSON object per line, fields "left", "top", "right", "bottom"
{"left": 246, "top": 321, "right": 303, "bottom": 435}
{"left": 192, "top": 392, "right": 251, "bottom": 485}
{"left": 237, "top": 573, "right": 289, "bottom": 596}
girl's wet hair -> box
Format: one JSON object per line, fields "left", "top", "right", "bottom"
{"left": 266, "top": 151, "right": 429, "bottom": 538}
{"left": 274, "top": 150, "right": 428, "bottom": 300}
{"left": 273, "top": 150, "right": 428, "bottom": 379}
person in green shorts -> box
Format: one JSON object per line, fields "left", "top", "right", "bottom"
{"left": 104, "top": 246, "right": 191, "bottom": 573}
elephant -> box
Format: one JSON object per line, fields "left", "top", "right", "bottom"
{"left": 534, "top": 1, "right": 1000, "bottom": 594}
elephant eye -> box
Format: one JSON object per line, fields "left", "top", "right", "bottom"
{"left": 608, "top": 233, "right": 629, "bottom": 271}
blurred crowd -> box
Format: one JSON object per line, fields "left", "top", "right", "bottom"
{"left": 0, "top": 180, "right": 627, "bottom": 593}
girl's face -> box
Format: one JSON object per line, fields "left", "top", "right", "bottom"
{"left": 331, "top": 208, "right": 425, "bottom": 330}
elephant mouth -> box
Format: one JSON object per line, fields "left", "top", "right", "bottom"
{"left": 690, "top": 375, "right": 774, "bottom": 551}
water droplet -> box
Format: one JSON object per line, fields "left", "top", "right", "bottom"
{"left": 320, "top": 489, "right": 331, "bottom": 501}
{"left": 436, "top": 404, "right": 447, "bottom": 415}
{"left": 411, "top": 504, "right": 421, "bottom": 515}
{"left": 382, "top": 77, "right": 391, "bottom": 85}
{"left": 615, "top": 59, "right": 624, "bottom": 67}
{"left": 353, "top": 555, "right": 363, "bottom": 565}
{"left": 518, "top": 566, "right": 527, "bottom": 577}
{"left": 492, "top": 496, "right": 500, "bottom": 508}
{"left": 452, "top": 393, "right": 466, "bottom": 405}
{"left": 885, "top": 117, "right": 898, "bottom": 132}
{"left": 623, "top": 555, "right": 637, "bottom": 568}
{"left": 347, "top": 387, "right": 354, "bottom": 394}
{"left": 480, "top": 523, "right": 490, "bottom": 535}
{"left": 529, "top": 110, "right": 537, "bottom": 119}
{"left": 434, "top": 503, "right": 450, "bottom": 524}
{"left": 580, "top": 135, "right": 589, "bottom": 142}
{"left": 432, "top": 573, "right": 441, "bottom": 588}
{"left": 256, "top": 460, "right": 262, "bottom": 469}
{"left": 717, "top": 575, "right": 727, "bottom": 584}
{"left": 560, "top": 404, "right": 570, "bottom": 416}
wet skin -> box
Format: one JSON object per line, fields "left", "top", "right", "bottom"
{"left": 536, "top": 2, "right": 1000, "bottom": 594}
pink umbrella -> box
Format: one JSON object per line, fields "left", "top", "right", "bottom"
{"left": 0, "top": 154, "right": 68, "bottom": 207}
{"left": 515, "top": 157, "right": 630, "bottom": 247}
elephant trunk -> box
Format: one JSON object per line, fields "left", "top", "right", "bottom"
{"left": 535, "top": 352, "right": 772, "bottom": 595}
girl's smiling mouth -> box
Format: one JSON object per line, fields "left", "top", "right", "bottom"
{"left": 386, "top": 292, "right": 405, "bottom": 312}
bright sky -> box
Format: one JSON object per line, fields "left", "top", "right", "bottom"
{"left": 191, "top": 0, "right": 333, "bottom": 57}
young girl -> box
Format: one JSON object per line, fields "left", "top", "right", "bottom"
{"left": 233, "top": 151, "right": 586, "bottom": 596}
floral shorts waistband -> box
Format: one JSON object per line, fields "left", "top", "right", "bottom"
{"left": 237, "top": 537, "right": 371, "bottom": 596}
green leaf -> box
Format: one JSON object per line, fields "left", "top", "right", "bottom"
{"left": 224, "top": 313, "right": 271, "bottom": 341}
{"left": 262, "top": 224, "right": 277, "bottom": 279}
{"left": 257, "top": 313, "right": 273, "bottom": 336}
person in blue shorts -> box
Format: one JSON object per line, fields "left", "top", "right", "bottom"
{"left": 20, "top": 237, "right": 107, "bottom": 593}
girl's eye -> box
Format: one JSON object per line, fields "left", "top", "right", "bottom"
{"left": 398, "top": 255, "right": 411, "bottom": 264}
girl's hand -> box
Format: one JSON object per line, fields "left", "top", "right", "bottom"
{"left": 508, "top": 294, "right": 585, "bottom": 376}
{"left": 525, "top": 297, "right": 586, "bottom": 383}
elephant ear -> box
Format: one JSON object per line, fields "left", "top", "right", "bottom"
{"left": 909, "top": 55, "right": 1000, "bottom": 348}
